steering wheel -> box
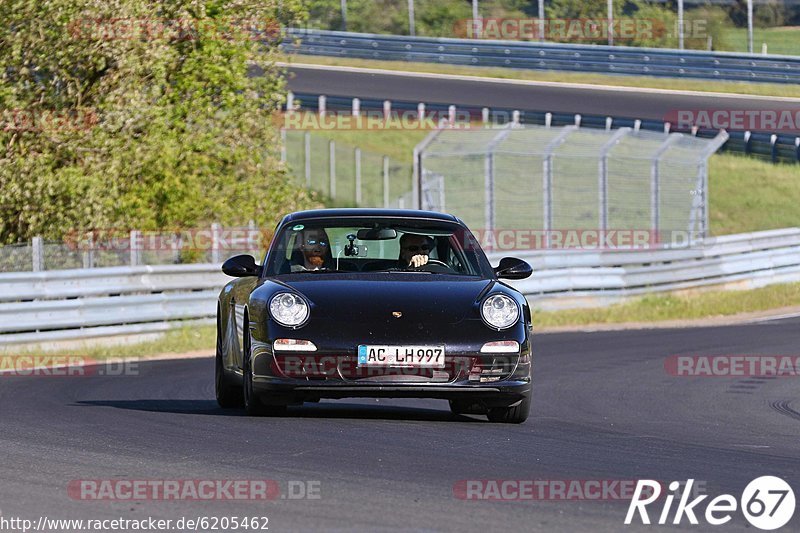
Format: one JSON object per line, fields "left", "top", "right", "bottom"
{"left": 409, "top": 259, "right": 452, "bottom": 273}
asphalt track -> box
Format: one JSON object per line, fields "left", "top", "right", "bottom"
{"left": 1, "top": 318, "right": 799, "bottom": 531}
{"left": 286, "top": 64, "right": 800, "bottom": 128}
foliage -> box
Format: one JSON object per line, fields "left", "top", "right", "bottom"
{"left": 0, "top": 0, "right": 320, "bottom": 244}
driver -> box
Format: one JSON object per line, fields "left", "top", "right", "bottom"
{"left": 291, "top": 228, "right": 332, "bottom": 272}
{"left": 399, "top": 233, "right": 434, "bottom": 269}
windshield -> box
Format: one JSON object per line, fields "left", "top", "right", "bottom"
{"left": 263, "top": 217, "right": 492, "bottom": 277}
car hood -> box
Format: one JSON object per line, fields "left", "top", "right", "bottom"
{"left": 276, "top": 274, "right": 494, "bottom": 325}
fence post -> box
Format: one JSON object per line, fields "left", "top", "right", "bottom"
{"left": 211, "top": 223, "right": 221, "bottom": 264}
{"left": 32, "top": 236, "right": 44, "bottom": 272}
{"left": 304, "top": 131, "right": 311, "bottom": 188}
{"left": 545, "top": 112, "right": 552, "bottom": 128}
{"left": 286, "top": 91, "right": 294, "bottom": 112}
{"left": 417, "top": 102, "right": 425, "bottom": 122}
{"left": 82, "top": 232, "right": 94, "bottom": 269}
{"left": 482, "top": 107, "right": 490, "bottom": 126}
{"left": 130, "top": 230, "right": 141, "bottom": 266}
{"left": 383, "top": 156, "right": 390, "bottom": 208}
{"left": 355, "top": 148, "right": 362, "bottom": 205}
{"left": 352, "top": 98, "right": 360, "bottom": 117}
{"left": 280, "top": 128, "right": 286, "bottom": 164}
{"left": 448, "top": 105, "right": 456, "bottom": 125}
{"left": 542, "top": 126, "right": 578, "bottom": 249}
{"left": 318, "top": 95, "right": 326, "bottom": 117}
{"left": 598, "top": 128, "right": 631, "bottom": 233}
{"left": 248, "top": 219, "right": 257, "bottom": 255}
{"left": 329, "top": 140, "right": 336, "bottom": 200}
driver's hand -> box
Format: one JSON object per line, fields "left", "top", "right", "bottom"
{"left": 409, "top": 254, "right": 429, "bottom": 268}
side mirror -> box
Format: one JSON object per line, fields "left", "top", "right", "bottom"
{"left": 494, "top": 257, "right": 532, "bottom": 280}
{"left": 222, "top": 254, "right": 262, "bottom": 277}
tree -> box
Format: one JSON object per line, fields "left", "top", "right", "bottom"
{"left": 0, "top": 0, "right": 318, "bottom": 244}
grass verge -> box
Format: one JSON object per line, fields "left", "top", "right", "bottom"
{"left": 0, "top": 324, "right": 216, "bottom": 360}
{"left": 287, "top": 54, "right": 800, "bottom": 99}
{"left": 532, "top": 282, "right": 800, "bottom": 328}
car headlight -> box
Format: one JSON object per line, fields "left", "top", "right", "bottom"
{"left": 269, "top": 292, "right": 309, "bottom": 328}
{"left": 481, "top": 294, "right": 519, "bottom": 330}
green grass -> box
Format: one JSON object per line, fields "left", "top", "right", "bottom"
{"left": 721, "top": 26, "right": 800, "bottom": 56}
{"left": 709, "top": 153, "right": 800, "bottom": 235}
{"left": 0, "top": 324, "right": 216, "bottom": 360}
{"left": 287, "top": 54, "right": 800, "bottom": 99}
{"left": 533, "top": 282, "right": 800, "bottom": 327}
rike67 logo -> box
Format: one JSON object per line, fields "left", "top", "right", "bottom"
{"left": 625, "top": 477, "right": 795, "bottom": 530}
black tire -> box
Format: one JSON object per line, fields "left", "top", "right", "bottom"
{"left": 449, "top": 400, "right": 468, "bottom": 415}
{"left": 486, "top": 395, "right": 531, "bottom": 424}
{"left": 242, "top": 321, "right": 287, "bottom": 417}
{"left": 215, "top": 317, "right": 243, "bottom": 409}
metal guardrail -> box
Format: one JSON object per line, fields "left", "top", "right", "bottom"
{"left": 283, "top": 28, "right": 800, "bottom": 84}
{"left": 1, "top": 229, "right": 798, "bottom": 346}
{"left": 289, "top": 92, "right": 800, "bottom": 164}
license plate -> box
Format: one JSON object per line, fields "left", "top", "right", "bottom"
{"left": 357, "top": 345, "right": 445, "bottom": 367}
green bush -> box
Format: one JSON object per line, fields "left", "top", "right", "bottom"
{"left": 0, "top": 0, "right": 320, "bottom": 244}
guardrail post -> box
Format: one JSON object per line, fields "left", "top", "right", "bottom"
{"left": 355, "top": 148, "right": 362, "bottom": 205}
{"left": 448, "top": 105, "right": 456, "bottom": 125}
{"left": 318, "top": 95, "right": 326, "bottom": 117}
{"left": 512, "top": 110, "right": 520, "bottom": 125}
{"left": 574, "top": 114, "right": 581, "bottom": 127}
{"left": 383, "top": 156, "right": 390, "bottom": 208}
{"left": 304, "top": 132, "right": 311, "bottom": 188}
{"left": 329, "top": 140, "right": 336, "bottom": 200}
{"left": 795, "top": 137, "right": 800, "bottom": 162}
{"left": 383, "top": 100, "right": 392, "bottom": 120}
{"left": 482, "top": 107, "right": 490, "bottom": 126}
{"left": 744, "top": 131, "right": 752, "bottom": 155}
{"left": 211, "top": 223, "right": 221, "bottom": 263}
{"left": 130, "top": 230, "right": 141, "bottom": 266}
{"left": 605, "top": 117, "right": 613, "bottom": 131}
{"left": 634, "top": 119, "right": 641, "bottom": 132}
{"left": 32, "top": 236, "right": 44, "bottom": 272}
{"left": 664, "top": 122, "right": 671, "bottom": 134}
{"left": 352, "top": 98, "right": 360, "bottom": 117}
{"left": 417, "top": 102, "right": 425, "bottom": 122}
{"left": 545, "top": 112, "right": 552, "bottom": 128}
{"left": 770, "top": 134, "right": 778, "bottom": 162}
{"left": 286, "top": 91, "right": 294, "bottom": 112}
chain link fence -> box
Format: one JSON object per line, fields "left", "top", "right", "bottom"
{"left": 0, "top": 225, "right": 266, "bottom": 273}
{"left": 282, "top": 130, "right": 414, "bottom": 208}
{"left": 418, "top": 124, "right": 728, "bottom": 248}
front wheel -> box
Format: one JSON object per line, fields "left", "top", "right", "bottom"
{"left": 215, "top": 318, "right": 242, "bottom": 408}
{"left": 486, "top": 395, "right": 530, "bottom": 424}
{"left": 242, "top": 324, "right": 287, "bottom": 417}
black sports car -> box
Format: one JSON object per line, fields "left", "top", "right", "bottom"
{"left": 215, "top": 209, "right": 533, "bottom": 423}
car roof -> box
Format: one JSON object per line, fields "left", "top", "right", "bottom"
{"left": 282, "top": 208, "right": 461, "bottom": 225}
